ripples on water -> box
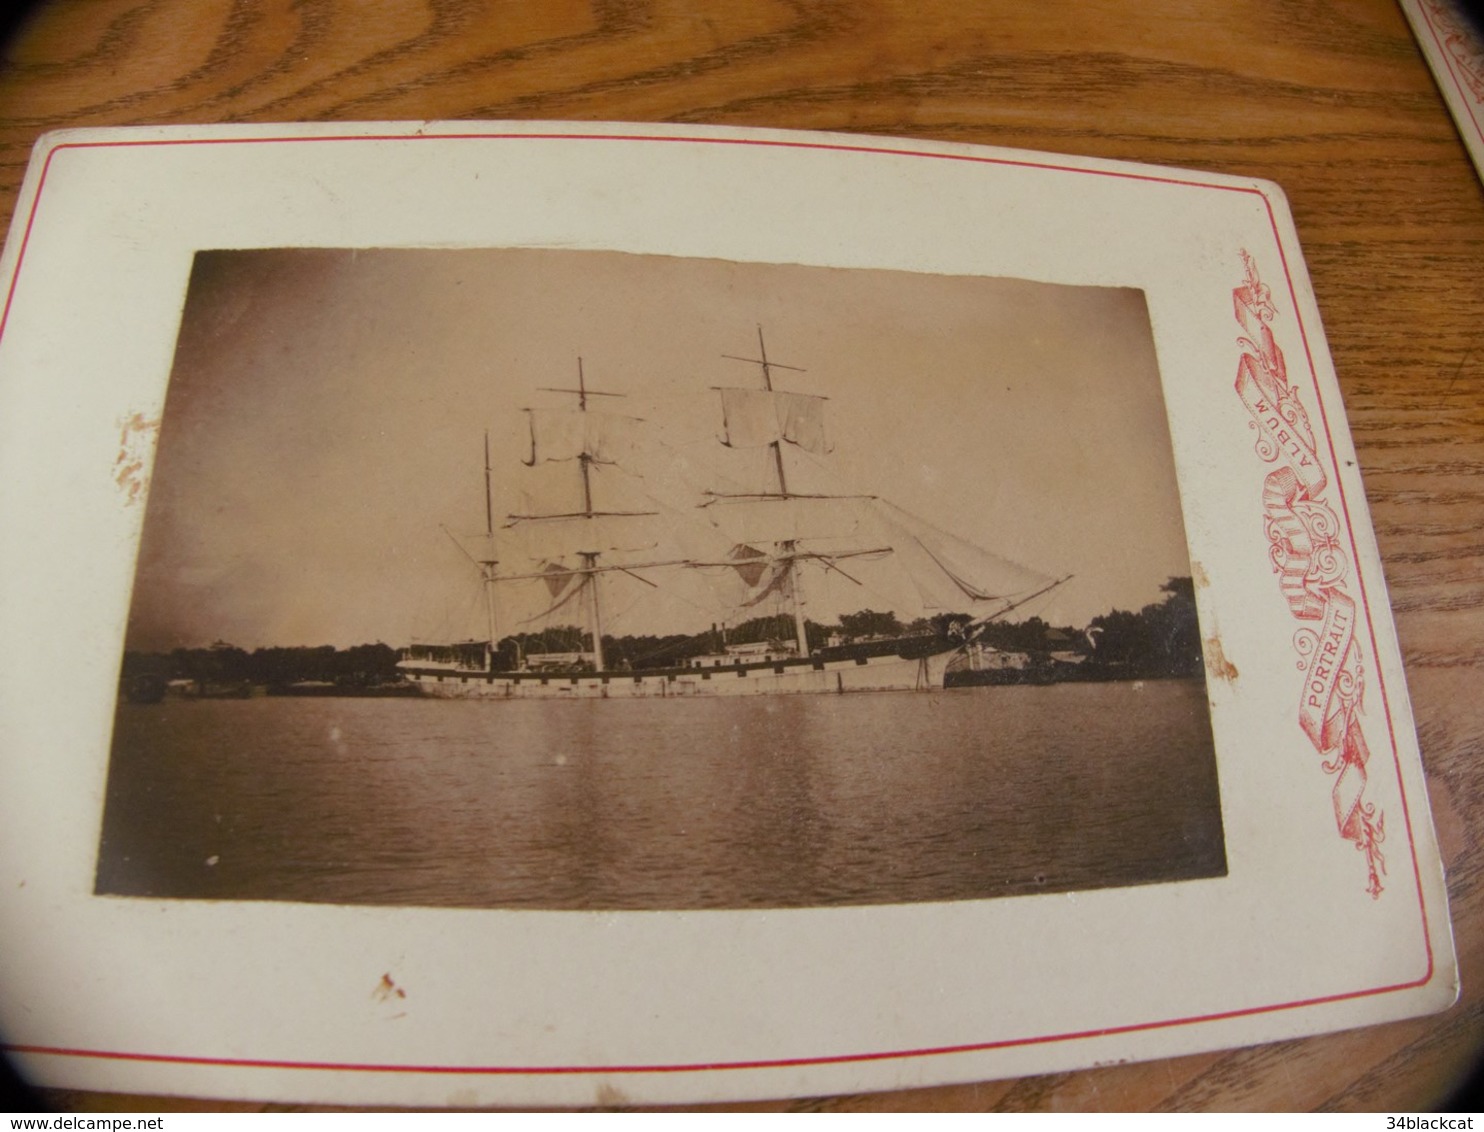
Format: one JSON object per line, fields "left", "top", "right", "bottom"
{"left": 97, "top": 681, "right": 1225, "bottom": 910}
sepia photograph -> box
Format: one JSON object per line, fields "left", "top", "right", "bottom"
{"left": 98, "top": 245, "right": 1225, "bottom": 911}
{"left": 0, "top": 120, "right": 1455, "bottom": 1107}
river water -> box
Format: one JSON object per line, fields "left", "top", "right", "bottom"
{"left": 96, "top": 680, "right": 1224, "bottom": 910}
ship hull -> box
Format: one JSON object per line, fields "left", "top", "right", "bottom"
{"left": 401, "top": 647, "right": 957, "bottom": 699}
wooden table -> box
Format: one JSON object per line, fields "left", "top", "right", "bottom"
{"left": 1, "top": 0, "right": 1480, "bottom": 1112}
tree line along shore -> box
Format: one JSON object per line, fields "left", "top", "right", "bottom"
{"left": 119, "top": 576, "right": 1203, "bottom": 699}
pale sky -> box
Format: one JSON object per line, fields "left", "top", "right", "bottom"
{"left": 126, "top": 247, "right": 1194, "bottom": 651}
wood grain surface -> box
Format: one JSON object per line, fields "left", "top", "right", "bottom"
{"left": 1, "top": 0, "right": 1481, "bottom": 1113}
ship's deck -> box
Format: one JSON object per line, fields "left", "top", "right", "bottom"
{"left": 398, "top": 633, "right": 947, "bottom": 687}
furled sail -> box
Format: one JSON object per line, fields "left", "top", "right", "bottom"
{"left": 717, "top": 388, "right": 831, "bottom": 455}
{"left": 524, "top": 408, "right": 642, "bottom": 466}
{"left": 720, "top": 545, "right": 793, "bottom": 610}
{"left": 515, "top": 562, "right": 587, "bottom": 627}
{"left": 727, "top": 543, "right": 769, "bottom": 589}
{"left": 539, "top": 561, "right": 578, "bottom": 600}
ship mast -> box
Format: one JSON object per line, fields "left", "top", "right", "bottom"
{"left": 482, "top": 429, "right": 499, "bottom": 670}
{"left": 723, "top": 326, "right": 811, "bottom": 658}
{"left": 537, "top": 358, "right": 623, "bottom": 672}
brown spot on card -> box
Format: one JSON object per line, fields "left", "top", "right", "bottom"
{"left": 594, "top": 1082, "right": 630, "bottom": 1107}
{"left": 112, "top": 412, "right": 160, "bottom": 506}
{"left": 1203, "top": 636, "right": 1238, "bottom": 683}
{"left": 373, "top": 972, "right": 407, "bottom": 1001}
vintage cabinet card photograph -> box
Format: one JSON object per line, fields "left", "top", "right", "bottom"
{"left": 0, "top": 122, "right": 1456, "bottom": 1107}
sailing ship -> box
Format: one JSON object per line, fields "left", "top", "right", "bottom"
{"left": 398, "top": 330, "right": 1067, "bottom": 698}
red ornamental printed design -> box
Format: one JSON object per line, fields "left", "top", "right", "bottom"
{"left": 1426, "top": 0, "right": 1484, "bottom": 102}
{"left": 1234, "top": 251, "right": 1386, "bottom": 898}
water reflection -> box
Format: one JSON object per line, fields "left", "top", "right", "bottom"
{"left": 96, "top": 682, "right": 1225, "bottom": 910}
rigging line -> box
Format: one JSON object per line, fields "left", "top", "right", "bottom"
{"left": 785, "top": 440, "right": 832, "bottom": 466}
{"left": 699, "top": 491, "right": 877, "bottom": 504}
{"left": 598, "top": 585, "right": 648, "bottom": 634}
{"left": 708, "top": 383, "right": 821, "bottom": 395}
{"left": 629, "top": 418, "right": 722, "bottom": 455}
{"left": 506, "top": 439, "right": 701, "bottom": 520}
{"left": 910, "top": 535, "right": 1007, "bottom": 604}
{"left": 603, "top": 556, "right": 734, "bottom": 637}
{"left": 806, "top": 561, "right": 923, "bottom": 625}
{"left": 699, "top": 442, "right": 785, "bottom": 491}
{"left": 874, "top": 496, "right": 1048, "bottom": 580}
{"left": 814, "top": 556, "right": 865, "bottom": 587}
{"left": 613, "top": 566, "right": 660, "bottom": 589}
{"left": 623, "top": 633, "right": 682, "bottom": 667}
{"left": 785, "top": 529, "right": 969, "bottom": 625}
{"left": 1010, "top": 585, "right": 1061, "bottom": 626}
{"left": 792, "top": 547, "right": 893, "bottom": 563}
{"left": 505, "top": 510, "right": 660, "bottom": 523}
{"left": 507, "top": 442, "right": 709, "bottom": 537}
{"left": 968, "top": 574, "right": 1075, "bottom": 628}
{"left": 598, "top": 574, "right": 726, "bottom": 650}
{"left": 620, "top": 611, "right": 725, "bottom": 666}
{"left": 483, "top": 431, "right": 493, "bottom": 538}
{"left": 515, "top": 578, "right": 588, "bottom": 628}
{"left": 683, "top": 548, "right": 866, "bottom": 570}
{"left": 731, "top": 563, "right": 793, "bottom": 613}
{"left": 494, "top": 557, "right": 698, "bottom": 583}
{"left": 781, "top": 442, "right": 839, "bottom": 483}
{"left": 440, "top": 524, "right": 484, "bottom": 569}
{"left": 717, "top": 357, "right": 807, "bottom": 374}
{"left": 419, "top": 574, "right": 489, "bottom": 647}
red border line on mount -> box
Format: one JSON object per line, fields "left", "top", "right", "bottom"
{"left": 0, "top": 973, "right": 1441, "bottom": 1076}
{"left": 1415, "top": 0, "right": 1484, "bottom": 144}
{"left": 1, "top": 129, "right": 1242, "bottom": 345}
{"left": 0, "top": 129, "right": 1437, "bottom": 1079}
